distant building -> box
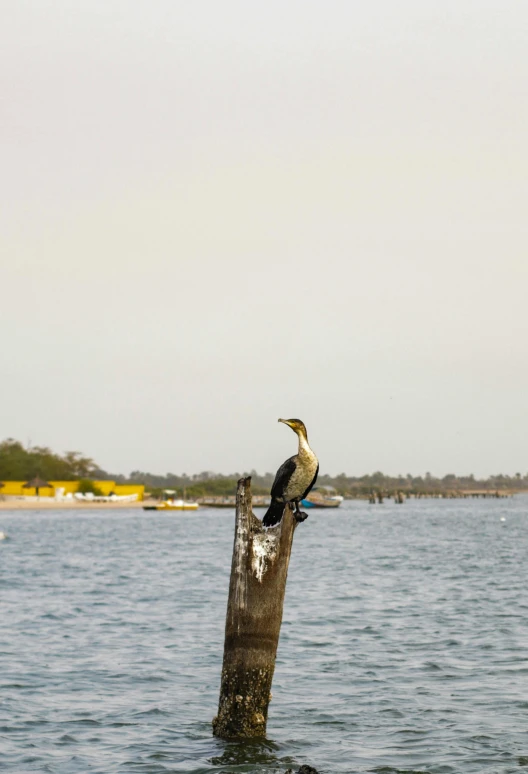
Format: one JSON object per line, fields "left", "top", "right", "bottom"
{"left": 0, "top": 481, "right": 145, "bottom": 501}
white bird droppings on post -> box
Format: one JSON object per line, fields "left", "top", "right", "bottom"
{"left": 251, "top": 531, "right": 278, "bottom": 582}
{"left": 232, "top": 481, "right": 250, "bottom": 616}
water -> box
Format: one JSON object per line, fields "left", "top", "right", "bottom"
{"left": 1, "top": 497, "right": 527, "bottom": 774}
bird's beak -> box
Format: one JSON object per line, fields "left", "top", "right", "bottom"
{"left": 278, "top": 418, "right": 290, "bottom": 427}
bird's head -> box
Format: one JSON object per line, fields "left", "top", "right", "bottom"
{"left": 278, "top": 418, "right": 308, "bottom": 439}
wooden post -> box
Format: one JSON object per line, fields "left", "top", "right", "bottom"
{"left": 212, "top": 476, "right": 298, "bottom": 739}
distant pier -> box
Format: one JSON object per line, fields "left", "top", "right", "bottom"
{"left": 366, "top": 489, "right": 512, "bottom": 503}
{"left": 197, "top": 495, "right": 270, "bottom": 508}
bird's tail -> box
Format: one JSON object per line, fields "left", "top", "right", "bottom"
{"left": 262, "top": 499, "right": 285, "bottom": 528}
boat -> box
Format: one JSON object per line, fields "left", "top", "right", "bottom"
{"left": 142, "top": 489, "right": 199, "bottom": 511}
{"left": 143, "top": 499, "right": 199, "bottom": 511}
{"left": 301, "top": 487, "right": 343, "bottom": 509}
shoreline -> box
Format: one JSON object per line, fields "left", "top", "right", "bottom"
{"left": 0, "top": 499, "right": 148, "bottom": 511}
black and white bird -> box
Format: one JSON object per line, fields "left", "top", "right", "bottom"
{"left": 262, "top": 418, "right": 319, "bottom": 527}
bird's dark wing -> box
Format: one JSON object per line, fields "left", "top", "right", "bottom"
{"left": 270, "top": 456, "right": 297, "bottom": 501}
{"left": 300, "top": 463, "right": 319, "bottom": 500}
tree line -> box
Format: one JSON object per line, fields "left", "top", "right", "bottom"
{"left": 0, "top": 439, "right": 97, "bottom": 481}
{"left": 1, "top": 438, "right": 527, "bottom": 496}
{"left": 127, "top": 468, "right": 528, "bottom": 497}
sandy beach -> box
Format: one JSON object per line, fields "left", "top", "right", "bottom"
{"left": 0, "top": 499, "right": 147, "bottom": 510}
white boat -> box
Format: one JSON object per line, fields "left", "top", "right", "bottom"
{"left": 143, "top": 499, "right": 198, "bottom": 511}
{"left": 301, "top": 487, "right": 344, "bottom": 509}
{"left": 142, "top": 489, "right": 199, "bottom": 511}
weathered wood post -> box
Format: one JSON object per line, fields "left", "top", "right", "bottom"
{"left": 212, "top": 476, "right": 298, "bottom": 739}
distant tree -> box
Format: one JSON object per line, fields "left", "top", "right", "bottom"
{"left": 63, "top": 451, "right": 97, "bottom": 478}
{"left": 76, "top": 479, "right": 104, "bottom": 496}
{"left": 0, "top": 438, "right": 99, "bottom": 481}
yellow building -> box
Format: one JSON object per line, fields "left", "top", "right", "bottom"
{"left": 0, "top": 481, "right": 145, "bottom": 500}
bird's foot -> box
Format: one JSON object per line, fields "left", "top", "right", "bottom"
{"left": 294, "top": 510, "right": 308, "bottom": 523}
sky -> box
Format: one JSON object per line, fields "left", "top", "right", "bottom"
{"left": 1, "top": 1, "right": 527, "bottom": 478}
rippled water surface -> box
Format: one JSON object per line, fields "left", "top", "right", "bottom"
{"left": 1, "top": 498, "right": 527, "bottom": 773}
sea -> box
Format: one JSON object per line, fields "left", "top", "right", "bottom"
{"left": 1, "top": 497, "right": 527, "bottom": 774}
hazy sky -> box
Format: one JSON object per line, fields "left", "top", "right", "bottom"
{"left": 1, "top": 1, "right": 527, "bottom": 477}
